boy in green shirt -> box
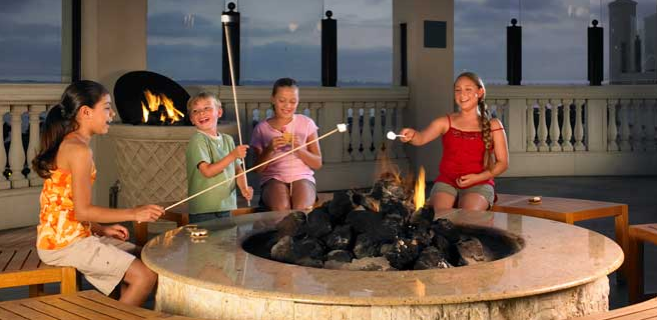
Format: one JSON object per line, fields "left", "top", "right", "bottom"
{"left": 185, "top": 92, "right": 252, "bottom": 223}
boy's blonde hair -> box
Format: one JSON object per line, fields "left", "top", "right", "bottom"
{"left": 187, "top": 92, "right": 221, "bottom": 117}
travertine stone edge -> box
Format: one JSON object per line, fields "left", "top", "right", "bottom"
{"left": 155, "top": 275, "right": 609, "bottom": 320}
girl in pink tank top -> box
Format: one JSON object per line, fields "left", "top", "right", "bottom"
{"left": 399, "top": 72, "right": 509, "bottom": 211}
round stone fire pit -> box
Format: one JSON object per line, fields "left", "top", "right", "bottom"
{"left": 142, "top": 209, "right": 623, "bottom": 320}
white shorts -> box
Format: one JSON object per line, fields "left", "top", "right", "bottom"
{"left": 38, "top": 236, "right": 136, "bottom": 295}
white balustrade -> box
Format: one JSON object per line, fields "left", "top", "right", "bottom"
{"left": 561, "top": 100, "right": 573, "bottom": 152}
{"left": 573, "top": 99, "right": 586, "bottom": 151}
{"left": 549, "top": 99, "right": 562, "bottom": 152}
{"left": 0, "top": 105, "right": 9, "bottom": 190}
{"left": 608, "top": 100, "right": 619, "bottom": 151}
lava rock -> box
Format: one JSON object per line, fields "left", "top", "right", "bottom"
{"left": 293, "top": 237, "right": 326, "bottom": 261}
{"left": 326, "top": 249, "right": 353, "bottom": 263}
{"left": 351, "top": 191, "right": 381, "bottom": 213}
{"left": 324, "top": 225, "right": 353, "bottom": 251}
{"left": 431, "top": 218, "right": 459, "bottom": 242}
{"left": 456, "top": 235, "right": 493, "bottom": 266}
{"left": 353, "top": 233, "right": 381, "bottom": 259}
{"left": 296, "top": 257, "right": 324, "bottom": 268}
{"left": 275, "top": 211, "right": 307, "bottom": 240}
{"left": 410, "top": 206, "right": 435, "bottom": 229}
{"left": 384, "top": 238, "right": 420, "bottom": 270}
{"left": 414, "top": 246, "right": 452, "bottom": 270}
{"left": 304, "top": 206, "right": 333, "bottom": 238}
{"left": 328, "top": 191, "right": 353, "bottom": 224}
{"left": 379, "top": 199, "right": 411, "bottom": 219}
{"left": 270, "top": 236, "right": 295, "bottom": 263}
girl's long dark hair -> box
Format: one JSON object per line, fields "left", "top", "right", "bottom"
{"left": 32, "top": 80, "right": 109, "bottom": 178}
{"left": 456, "top": 72, "right": 494, "bottom": 169}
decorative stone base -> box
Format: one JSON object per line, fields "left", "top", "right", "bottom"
{"left": 156, "top": 276, "right": 609, "bottom": 320}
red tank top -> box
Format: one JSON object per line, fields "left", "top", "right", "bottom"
{"left": 435, "top": 116, "right": 498, "bottom": 188}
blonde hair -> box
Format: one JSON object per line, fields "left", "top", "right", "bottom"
{"left": 456, "top": 72, "right": 494, "bottom": 169}
{"left": 187, "top": 92, "right": 221, "bottom": 117}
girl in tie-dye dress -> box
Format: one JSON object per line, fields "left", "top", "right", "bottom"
{"left": 33, "top": 81, "right": 164, "bottom": 306}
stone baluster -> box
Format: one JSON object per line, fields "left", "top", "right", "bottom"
{"left": 561, "top": 100, "right": 573, "bottom": 152}
{"left": 526, "top": 100, "right": 537, "bottom": 152}
{"left": 318, "top": 102, "right": 343, "bottom": 164}
{"left": 574, "top": 99, "right": 586, "bottom": 151}
{"left": 383, "top": 102, "right": 395, "bottom": 159}
{"left": 549, "top": 99, "right": 562, "bottom": 152}
{"left": 362, "top": 102, "right": 375, "bottom": 161}
{"left": 245, "top": 102, "right": 258, "bottom": 142}
{"left": 607, "top": 100, "right": 619, "bottom": 151}
{"left": 342, "top": 103, "right": 353, "bottom": 162}
{"left": 537, "top": 100, "right": 549, "bottom": 151}
{"left": 646, "top": 99, "right": 657, "bottom": 152}
{"left": 27, "top": 105, "right": 46, "bottom": 186}
{"left": 394, "top": 101, "right": 406, "bottom": 158}
{"left": 619, "top": 99, "right": 632, "bottom": 151}
{"left": 373, "top": 102, "right": 383, "bottom": 159}
{"left": 353, "top": 103, "right": 365, "bottom": 161}
{"left": 632, "top": 100, "right": 644, "bottom": 152}
{"left": 0, "top": 105, "right": 10, "bottom": 190}
{"left": 309, "top": 102, "right": 321, "bottom": 126}
{"left": 298, "top": 102, "right": 309, "bottom": 117}
{"left": 8, "top": 105, "right": 28, "bottom": 188}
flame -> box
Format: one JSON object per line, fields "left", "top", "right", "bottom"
{"left": 141, "top": 90, "right": 185, "bottom": 124}
{"left": 414, "top": 166, "right": 426, "bottom": 210}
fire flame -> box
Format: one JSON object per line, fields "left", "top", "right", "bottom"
{"left": 141, "top": 90, "right": 185, "bottom": 124}
{"left": 414, "top": 166, "right": 426, "bottom": 211}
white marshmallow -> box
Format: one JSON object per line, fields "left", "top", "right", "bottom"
{"left": 337, "top": 123, "right": 348, "bottom": 132}
{"left": 386, "top": 131, "right": 397, "bottom": 140}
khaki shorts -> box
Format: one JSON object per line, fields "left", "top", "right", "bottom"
{"left": 430, "top": 182, "right": 495, "bottom": 207}
{"left": 38, "top": 236, "right": 136, "bottom": 295}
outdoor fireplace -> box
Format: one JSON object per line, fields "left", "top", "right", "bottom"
{"left": 109, "top": 71, "right": 236, "bottom": 208}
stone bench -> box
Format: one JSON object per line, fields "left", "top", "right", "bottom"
{"left": 628, "top": 223, "right": 657, "bottom": 304}
{"left": 0, "top": 290, "right": 203, "bottom": 320}
{"left": 572, "top": 296, "right": 657, "bottom": 319}
{"left": 0, "top": 243, "right": 76, "bottom": 297}
{"left": 491, "top": 193, "right": 629, "bottom": 279}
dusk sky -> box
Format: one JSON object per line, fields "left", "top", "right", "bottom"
{"left": 1, "top": 0, "right": 657, "bottom": 85}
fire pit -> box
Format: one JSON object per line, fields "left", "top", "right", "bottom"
{"left": 142, "top": 208, "right": 622, "bottom": 319}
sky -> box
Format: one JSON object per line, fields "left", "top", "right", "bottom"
{"left": 1, "top": 0, "right": 657, "bottom": 85}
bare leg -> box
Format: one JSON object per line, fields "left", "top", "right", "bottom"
{"left": 262, "top": 180, "right": 291, "bottom": 211}
{"left": 119, "top": 259, "right": 157, "bottom": 307}
{"left": 290, "top": 180, "right": 316, "bottom": 210}
{"left": 458, "top": 193, "right": 489, "bottom": 211}
{"left": 431, "top": 191, "right": 457, "bottom": 210}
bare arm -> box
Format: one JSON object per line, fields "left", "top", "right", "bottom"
{"left": 456, "top": 119, "right": 509, "bottom": 187}
{"left": 67, "top": 142, "right": 162, "bottom": 223}
{"left": 292, "top": 132, "right": 322, "bottom": 170}
{"left": 399, "top": 116, "right": 450, "bottom": 146}
{"left": 197, "top": 145, "right": 248, "bottom": 178}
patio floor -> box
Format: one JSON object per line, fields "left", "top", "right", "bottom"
{"left": 1, "top": 175, "right": 655, "bottom": 310}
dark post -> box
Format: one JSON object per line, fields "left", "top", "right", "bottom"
{"left": 588, "top": 20, "right": 603, "bottom": 86}
{"left": 222, "top": 2, "right": 240, "bottom": 86}
{"left": 72, "top": 0, "right": 81, "bottom": 82}
{"left": 506, "top": 19, "right": 522, "bottom": 85}
{"left": 400, "top": 23, "right": 408, "bottom": 86}
{"left": 634, "top": 35, "right": 642, "bottom": 72}
{"left": 322, "top": 10, "right": 337, "bottom": 86}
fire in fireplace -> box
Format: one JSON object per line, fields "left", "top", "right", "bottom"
{"left": 243, "top": 168, "right": 523, "bottom": 271}
{"left": 114, "top": 70, "right": 191, "bottom": 125}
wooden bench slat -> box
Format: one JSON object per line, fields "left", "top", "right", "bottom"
{"left": 0, "top": 302, "right": 58, "bottom": 320}
{"left": 39, "top": 297, "right": 119, "bottom": 320}
{"left": 0, "top": 268, "right": 66, "bottom": 289}
{"left": 23, "top": 249, "right": 43, "bottom": 270}
{"left": 0, "top": 307, "right": 29, "bottom": 320}
{"left": 76, "top": 290, "right": 164, "bottom": 318}
{"left": 575, "top": 298, "right": 657, "bottom": 319}
{"left": 19, "top": 300, "right": 88, "bottom": 320}
{"left": 4, "top": 249, "right": 30, "bottom": 272}
{"left": 0, "top": 250, "right": 15, "bottom": 272}
{"left": 60, "top": 295, "right": 150, "bottom": 320}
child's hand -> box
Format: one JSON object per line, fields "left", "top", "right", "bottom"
{"left": 103, "top": 224, "right": 129, "bottom": 241}
{"left": 231, "top": 144, "right": 249, "bottom": 159}
{"left": 240, "top": 186, "right": 254, "bottom": 201}
{"left": 456, "top": 174, "right": 481, "bottom": 188}
{"left": 267, "top": 136, "right": 288, "bottom": 151}
{"left": 399, "top": 128, "right": 416, "bottom": 143}
{"left": 133, "top": 204, "right": 164, "bottom": 223}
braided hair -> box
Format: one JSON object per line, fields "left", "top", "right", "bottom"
{"left": 456, "top": 72, "right": 494, "bottom": 169}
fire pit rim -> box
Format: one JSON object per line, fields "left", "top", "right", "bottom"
{"left": 141, "top": 209, "right": 623, "bottom": 306}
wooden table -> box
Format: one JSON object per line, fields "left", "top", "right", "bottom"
{"left": 628, "top": 223, "right": 657, "bottom": 304}
{"left": 492, "top": 194, "right": 629, "bottom": 279}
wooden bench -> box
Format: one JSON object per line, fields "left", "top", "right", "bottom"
{"left": 628, "top": 223, "right": 657, "bottom": 304}
{"left": 491, "top": 194, "right": 629, "bottom": 279}
{"left": 572, "top": 297, "right": 657, "bottom": 319}
{"left": 0, "top": 246, "right": 77, "bottom": 297}
{"left": 0, "top": 290, "right": 203, "bottom": 319}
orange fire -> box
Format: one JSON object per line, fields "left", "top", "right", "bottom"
{"left": 414, "top": 166, "right": 426, "bottom": 211}
{"left": 141, "top": 90, "right": 185, "bottom": 124}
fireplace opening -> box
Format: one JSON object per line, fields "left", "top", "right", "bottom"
{"left": 243, "top": 169, "right": 524, "bottom": 271}
{"left": 114, "top": 70, "right": 191, "bottom": 125}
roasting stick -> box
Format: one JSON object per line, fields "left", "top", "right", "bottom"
{"left": 221, "top": 13, "right": 250, "bottom": 206}
{"left": 165, "top": 124, "right": 349, "bottom": 211}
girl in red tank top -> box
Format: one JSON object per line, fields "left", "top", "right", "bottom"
{"left": 399, "top": 72, "right": 509, "bottom": 211}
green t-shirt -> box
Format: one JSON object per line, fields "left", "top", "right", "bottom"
{"left": 186, "top": 131, "right": 242, "bottom": 215}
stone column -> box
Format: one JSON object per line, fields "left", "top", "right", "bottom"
{"left": 393, "top": 0, "right": 454, "bottom": 179}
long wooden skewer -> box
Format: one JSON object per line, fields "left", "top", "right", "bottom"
{"left": 222, "top": 14, "right": 250, "bottom": 206}
{"left": 166, "top": 124, "right": 348, "bottom": 211}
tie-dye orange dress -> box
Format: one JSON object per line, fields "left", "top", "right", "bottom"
{"left": 37, "top": 167, "right": 95, "bottom": 250}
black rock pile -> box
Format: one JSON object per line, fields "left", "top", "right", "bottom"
{"left": 252, "top": 176, "right": 500, "bottom": 271}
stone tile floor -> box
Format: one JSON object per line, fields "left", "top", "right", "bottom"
{"left": 1, "top": 176, "right": 655, "bottom": 311}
